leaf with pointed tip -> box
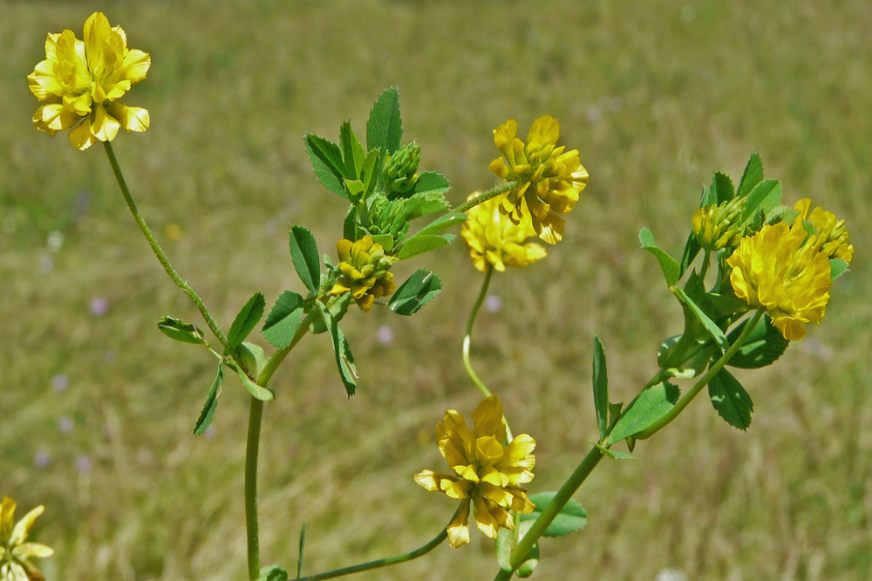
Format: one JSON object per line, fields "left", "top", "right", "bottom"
{"left": 713, "top": 172, "right": 735, "bottom": 203}
{"left": 366, "top": 87, "right": 402, "bottom": 154}
{"left": 736, "top": 153, "right": 764, "bottom": 198}
{"left": 413, "top": 171, "right": 450, "bottom": 196}
{"left": 679, "top": 231, "right": 701, "bottom": 277}
{"left": 388, "top": 269, "right": 443, "bottom": 315}
{"left": 158, "top": 316, "right": 206, "bottom": 345}
{"left": 304, "top": 134, "right": 347, "bottom": 198}
{"left": 289, "top": 226, "right": 321, "bottom": 293}
{"left": 639, "top": 227, "right": 680, "bottom": 287}
{"left": 317, "top": 303, "right": 358, "bottom": 396}
{"left": 607, "top": 382, "right": 680, "bottom": 444}
{"left": 193, "top": 364, "right": 223, "bottom": 435}
{"left": 230, "top": 361, "right": 274, "bottom": 401}
{"left": 739, "top": 179, "right": 781, "bottom": 226}
{"left": 396, "top": 234, "right": 453, "bottom": 260}
{"left": 592, "top": 337, "right": 609, "bottom": 439}
{"left": 673, "top": 286, "right": 729, "bottom": 351}
{"left": 339, "top": 120, "right": 365, "bottom": 178}
{"left": 708, "top": 368, "right": 753, "bottom": 430}
{"left": 227, "top": 292, "right": 266, "bottom": 350}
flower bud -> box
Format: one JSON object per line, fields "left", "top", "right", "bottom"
{"left": 383, "top": 142, "right": 421, "bottom": 197}
{"left": 691, "top": 197, "right": 746, "bottom": 251}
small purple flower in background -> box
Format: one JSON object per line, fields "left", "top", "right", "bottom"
{"left": 58, "top": 416, "right": 74, "bottom": 434}
{"left": 51, "top": 374, "right": 68, "bottom": 392}
{"left": 33, "top": 450, "right": 51, "bottom": 469}
{"left": 376, "top": 324, "right": 394, "bottom": 347}
{"left": 39, "top": 255, "right": 54, "bottom": 273}
{"left": 485, "top": 294, "right": 502, "bottom": 314}
{"left": 205, "top": 426, "right": 217, "bottom": 440}
{"left": 74, "top": 455, "right": 93, "bottom": 474}
{"left": 89, "top": 297, "right": 109, "bottom": 317}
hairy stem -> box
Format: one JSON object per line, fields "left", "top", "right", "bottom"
{"left": 103, "top": 141, "right": 228, "bottom": 348}
{"left": 455, "top": 181, "right": 517, "bottom": 213}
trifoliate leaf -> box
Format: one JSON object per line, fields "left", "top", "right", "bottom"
{"left": 158, "top": 316, "right": 206, "bottom": 345}
{"left": 227, "top": 292, "right": 266, "bottom": 350}
{"left": 519, "top": 492, "right": 588, "bottom": 537}
{"left": 708, "top": 368, "right": 753, "bottom": 430}
{"left": 193, "top": 363, "right": 223, "bottom": 435}
{"left": 607, "top": 382, "right": 680, "bottom": 445}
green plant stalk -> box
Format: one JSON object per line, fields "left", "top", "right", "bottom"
{"left": 246, "top": 316, "right": 316, "bottom": 580}
{"left": 455, "top": 181, "right": 517, "bottom": 213}
{"left": 494, "top": 446, "right": 604, "bottom": 581}
{"left": 636, "top": 309, "right": 763, "bottom": 439}
{"left": 296, "top": 506, "right": 462, "bottom": 580}
{"left": 103, "top": 141, "right": 229, "bottom": 348}
{"left": 698, "top": 249, "right": 712, "bottom": 280}
{"left": 493, "top": 309, "right": 765, "bottom": 580}
{"left": 463, "top": 265, "right": 495, "bottom": 398}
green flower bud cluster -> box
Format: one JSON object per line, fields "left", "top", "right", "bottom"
{"left": 383, "top": 141, "right": 421, "bottom": 197}
{"left": 692, "top": 196, "right": 746, "bottom": 251}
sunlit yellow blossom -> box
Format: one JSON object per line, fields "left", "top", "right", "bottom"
{"left": 27, "top": 12, "right": 150, "bottom": 150}
{"left": 461, "top": 193, "right": 547, "bottom": 272}
{"left": 1, "top": 497, "right": 53, "bottom": 581}
{"left": 329, "top": 236, "right": 396, "bottom": 312}
{"left": 727, "top": 221, "right": 832, "bottom": 341}
{"left": 691, "top": 196, "right": 745, "bottom": 251}
{"left": 414, "top": 397, "right": 536, "bottom": 548}
{"left": 488, "top": 116, "right": 588, "bottom": 244}
{"left": 793, "top": 198, "right": 854, "bottom": 263}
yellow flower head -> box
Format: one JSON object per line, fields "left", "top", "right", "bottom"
{"left": 793, "top": 198, "right": 854, "bottom": 264}
{"left": 461, "top": 193, "right": 547, "bottom": 272}
{"left": 414, "top": 397, "right": 536, "bottom": 548}
{"left": 1, "top": 496, "right": 53, "bottom": 581}
{"left": 691, "top": 196, "right": 746, "bottom": 251}
{"left": 27, "top": 12, "right": 151, "bottom": 150}
{"left": 727, "top": 221, "right": 832, "bottom": 341}
{"left": 488, "top": 116, "right": 588, "bottom": 245}
{"left": 329, "top": 236, "right": 396, "bottom": 312}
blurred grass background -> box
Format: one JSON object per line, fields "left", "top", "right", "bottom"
{"left": 1, "top": 0, "right": 870, "bottom": 579}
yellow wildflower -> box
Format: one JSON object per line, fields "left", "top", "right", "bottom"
{"left": 414, "top": 397, "right": 536, "bottom": 548}
{"left": 1, "top": 497, "right": 53, "bottom": 581}
{"left": 691, "top": 197, "right": 745, "bottom": 251}
{"left": 793, "top": 198, "right": 854, "bottom": 263}
{"left": 488, "top": 116, "right": 588, "bottom": 244}
{"left": 329, "top": 236, "right": 396, "bottom": 312}
{"left": 27, "top": 12, "right": 150, "bottom": 150}
{"left": 461, "top": 193, "right": 547, "bottom": 272}
{"left": 727, "top": 221, "right": 832, "bottom": 341}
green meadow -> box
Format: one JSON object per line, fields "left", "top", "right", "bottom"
{"left": 1, "top": 0, "right": 870, "bottom": 579}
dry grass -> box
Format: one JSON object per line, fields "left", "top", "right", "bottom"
{"left": 1, "top": 0, "right": 870, "bottom": 579}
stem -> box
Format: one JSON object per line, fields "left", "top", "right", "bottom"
{"left": 246, "top": 317, "right": 314, "bottom": 580}
{"left": 463, "top": 266, "right": 495, "bottom": 398}
{"left": 296, "top": 507, "right": 461, "bottom": 580}
{"left": 699, "top": 249, "right": 712, "bottom": 281}
{"left": 455, "top": 181, "right": 517, "bottom": 213}
{"left": 494, "top": 446, "right": 605, "bottom": 581}
{"left": 245, "top": 397, "right": 264, "bottom": 580}
{"left": 636, "top": 309, "right": 764, "bottom": 439}
{"left": 103, "top": 142, "right": 229, "bottom": 348}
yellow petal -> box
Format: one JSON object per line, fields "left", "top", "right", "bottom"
{"left": 413, "top": 470, "right": 440, "bottom": 492}
{"left": 118, "top": 49, "right": 151, "bottom": 84}
{"left": 472, "top": 396, "right": 505, "bottom": 439}
{"left": 1, "top": 497, "right": 15, "bottom": 538}
{"left": 12, "top": 542, "right": 54, "bottom": 559}
{"left": 90, "top": 105, "right": 121, "bottom": 142}
{"left": 446, "top": 501, "right": 471, "bottom": 548}
{"left": 33, "top": 104, "right": 78, "bottom": 133}
{"left": 83, "top": 12, "right": 111, "bottom": 78}
{"left": 10, "top": 505, "right": 43, "bottom": 545}
{"left": 527, "top": 115, "right": 560, "bottom": 147}
{"left": 68, "top": 120, "right": 96, "bottom": 150}
{"left": 107, "top": 103, "right": 149, "bottom": 132}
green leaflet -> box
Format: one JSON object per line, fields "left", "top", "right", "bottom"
{"left": 227, "top": 292, "right": 266, "bottom": 350}
{"left": 157, "top": 315, "right": 206, "bottom": 345}
{"left": 388, "top": 269, "right": 443, "bottom": 315}
{"left": 519, "top": 492, "right": 588, "bottom": 537}
{"left": 262, "top": 291, "right": 306, "bottom": 350}
{"left": 289, "top": 226, "right": 321, "bottom": 294}
{"left": 708, "top": 368, "right": 753, "bottom": 430}
{"left": 592, "top": 337, "right": 609, "bottom": 439}
{"left": 607, "top": 382, "right": 680, "bottom": 445}
{"left": 192, "top": 363, "right": 223, "bottom": 435}
{"left": 639, "top": 227, "right": 680, "bottom": 287}
{"left": 366, "top": 87, "right": 403, "bottom": 154}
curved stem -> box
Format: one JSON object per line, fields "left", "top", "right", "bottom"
{"left": 103, "top": 142, "right": 229, "bottom": 348}
{"left": 636, "top": 309, "right": 763, "bottom": 439}
{"left": 455, "top": 181, "right": 517, "bottom": 213}
{"left": 698, "top": 249, "right": 712, "bottom": 281}
{"left": 463, "top": 266, "right": 495, "bottom": 398}
{"left": 296, "top": 507, "right": 461, "bottom": 580}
